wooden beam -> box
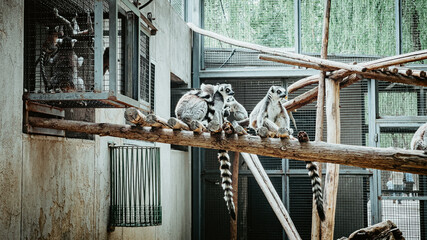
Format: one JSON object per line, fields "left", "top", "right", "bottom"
{"left": 28, "top": 116, "right": 427, "bottom": 175}
{"left": 258, "top": 54, "right": 336, "bottom": 71}
{"left": 322, "top": 67, "right": 341, "bottom": 240}
{"left": 241, "top": 153, "right": 301, "bottom": 240}
{"left": 288, "top": 49, "right": 427, "bottom": 94}
{"left": 230, "top": 152, "right": 240, "bottom": 240}
{"left": 313, "top": 0, "right": 331, "bottom": 238}
{"left": 187, "top": 23, "right": 367, "bottom": 73}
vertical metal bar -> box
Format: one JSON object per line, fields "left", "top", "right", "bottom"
{"left": 125, "top": 13, "right": 133, "bottom": 98}
{"left": 94, "top": 0, "right": 103, "bottom": 92}
{"left": 282, "top": 158, "right": 289, "bottom": 240}
{"left": 133, "top": 17, "right": 140, "bottom": 100}
{"left": 200, "top": 0, "right": 205, "bottom": 70}
{"left": 109, "top": 0, "right": 118, "bottom": 95}
{"left": 110, "top": 147, "right": 114, "bottom": 225}
{"left": 368, "top": 79, "right": 381, "bottom": 225}
{"left": 395, "top": 0, "right": 402, "bottom": 55}
{"left": 294, "top": 0, "right": 301, "bottom": 54}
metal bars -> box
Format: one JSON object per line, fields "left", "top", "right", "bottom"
{"left": 109, "top": 145, "right": 161, "bottom": 227}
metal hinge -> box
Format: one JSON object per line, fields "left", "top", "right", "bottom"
{"left": 374, "top": 133, "right": 379, "bottom": 143}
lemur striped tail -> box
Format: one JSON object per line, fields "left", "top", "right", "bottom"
{"left": 39, "top": 51, "right": 50, "bottom": 92}
{"left": 218, "top": 150, "right": 236, "bottom": 220}
{"left": 306, "top": 161, "right": 325, "bottom": 221}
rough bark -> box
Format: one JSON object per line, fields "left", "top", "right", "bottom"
{"left": 338, "top": 220, "right": 404, "bottom": 240}
{"left": 28, "top": 116, "right": 427, "bottom": 175}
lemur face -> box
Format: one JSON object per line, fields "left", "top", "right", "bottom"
{"left": 269, "top": 86, "right": 288, "bottom": 101}
{"left": 218, "top": 84, "right": 234, "bottom": 98}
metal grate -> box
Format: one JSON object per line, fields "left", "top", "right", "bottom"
{"left": 402, "top": 0, "right": 427, "bottom": 64}
{"left": 24, "top": 0, "right": 97, "bottom": 93}
{"left": 140, "top": 31, "right": 151, "bottom": 107}
{"left": 377, "top": 81, "right": 427, "bottom": 117}
{"left": 150, "top": 63, "right": 155, "bottom": 111}
{"left": 169, "top": 0, "right": 185, "bottom": 19}
{"left": 109, "top": 145, "right": 161, "bottom": 227}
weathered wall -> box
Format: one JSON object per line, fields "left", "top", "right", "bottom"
{"left": 0, "top": 0, "right": 191, "bottom": 238}
{"left": 0, "top": 0, "right": 23, "bottom": 238}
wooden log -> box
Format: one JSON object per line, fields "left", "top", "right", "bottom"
{"left": 398, "top": 68, "right": 412, "bottom": 76}
{"left": 241, "top": 153, "right": 302, "bottom": 240}
{"left": 288, "top": 49, "right": 427, "bottom": 94}
{"left": 187, "top": 23, "right": 367, "bottom": 73}
{"left": 313, "top": 0, "right": 330, "bottom": 237}
{"left": 338, "top": 220, "right": 404, "bottom": 240}
{"left": 146, "top": 114, "right": 171, "bottom": 128}
{"left": 258, "top": 54, "right": 336, "bottom": 71}
{"left": 412, "top": 69, "right": 426, "bottom": 78}
{"left": 28, "top": 116, "right": 427, "bottom": 175}
{"left": 322, "top": 73, "right": 341, "bottom": 240}
{"left": 124, "top": 108, "right": 147, "bottom": 126}
{"left": 168, "top": 117, "right": 190, "bottom": 131}
{"left": 288, "top": 75, "right": 320, "bottom": 93}
{"left": 285, "top": 68, "right": 427, "bottom": 112}
{"left": 230, "top": 152, "right": 240, "bottom": 240}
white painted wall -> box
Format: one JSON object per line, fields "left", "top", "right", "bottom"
{"left": 0, "top": 0, "right": 192, "bottom": 238}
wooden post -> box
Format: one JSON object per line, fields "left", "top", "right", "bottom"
{"left": 241, "top": 153, "right": 302, "bottom": 240}
{"left": 313, "top": 0, "right": 331, "bottom": 239}
{"left": 230, "top": 152, "right": 240, "bottom": 240}
{"left": 322, "top": 69, "right": 341, "bottom": 240}
{"left": 187, "top": 23, "right": 367, "bottom": 73}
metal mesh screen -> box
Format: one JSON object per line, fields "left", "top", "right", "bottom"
{"left": 302, "top": 0, "right": 396, "bottom": 56}
{"left": 24, "top": 0, "right": 98, "bottom": 93}
{"left": 378, "top": 127, "right": 427, "bottom": 240}
{"left": 140, "top": 31, "right": 150, "bottom": 104}
{"left": 109, "top": 145, "right": 162, "bottom": 227}
{"left": 377, "top": 81, "right": 427, "bottom": 117}
{"left": 402, "top": 0, "right": 427, "bottom": 64}
{"left": 169, "top": 0, "right": 185, "bottom": 19}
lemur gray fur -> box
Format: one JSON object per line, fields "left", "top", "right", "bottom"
{"left": 36, "top": 25, "right": 63, "bottom": 92}
{"left": 174, "top": 83, "right": 237, "bottom": 220}
{"left": 249, "top": 86, "right": 292, "bottom": 135}
{"left": 411, "top": 122, "right": 427, "bottom": 150}
{"left": 224, "top": 96, "right": 248, "bottom": 122}
{"left": 49, "top": 36, "right": 85, "bottom": 92}
{"left": 250, "top": 86, "right": 325, "bottom": 221}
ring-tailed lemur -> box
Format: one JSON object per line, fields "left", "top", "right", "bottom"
{"left": 411, "top": 122, "right": 427, "bottom": 150}
{"left": 224, "top": 96, "right": 248, "bottom": 121}
{"left": 49, "top": 37, "right": 85, "bottom": 92}
{"left": 36, "top": 26, "right": 63, "bottom": 92}
{"left": 249, "top": 86, "right": 292, "bottom": 134}
{"left": 174, "top": 83, "right": 237, "bottom": 219}
{"left": 250, "top": 86, "right": 325, "bottom": 221}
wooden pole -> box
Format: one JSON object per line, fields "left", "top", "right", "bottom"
{"left": 258, "top": 54, "right": 336, "bottom": 71}
{"left": 287, "top": 49, "right": 427, "bottom": 94}
{"left": 241, "top": 153, "right": 302, "bottom": 240}
{"left": 28, "top": 116, "right": 427, "bottom": 175}
{"left": 313, "top": 0, "right": 331, "bottom": 238}
{"left": 187, "top": 23, "right": 367, "bottom": 73}
{"left": 230, "top": 152, "right": 240, "bottom": 240}
{"left": 322, "top": 68, "right": 341, "bottom": 240}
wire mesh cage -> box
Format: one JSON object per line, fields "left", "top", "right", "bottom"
{"left": 109, "top": 145, "right": 161, "bottom": 227}
{"left": 23, "top": 0, "right": 150, "bottom": 109}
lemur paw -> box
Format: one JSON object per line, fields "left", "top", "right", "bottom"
{"left": 247, "top": 127, "right": 257, "bottom": 136}
{"left": 207, "top": 120, "right": 221, "bottom": 133}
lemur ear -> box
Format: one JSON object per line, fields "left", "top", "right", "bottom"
{"left": 271, "top": 87, "right": 275, "bottom": 93}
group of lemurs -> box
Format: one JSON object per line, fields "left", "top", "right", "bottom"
{"left": 174, "top": 83, "right": 325, "bottom": 221}
{"left": 35, "top": 8, "right": 101, "bottom": 93}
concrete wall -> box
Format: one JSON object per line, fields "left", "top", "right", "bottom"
{"left": 0, "top": 0, "right": 192, "bottom": 238}
{"left": 0, "top": 0, "right": 24, "bottom": 238}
